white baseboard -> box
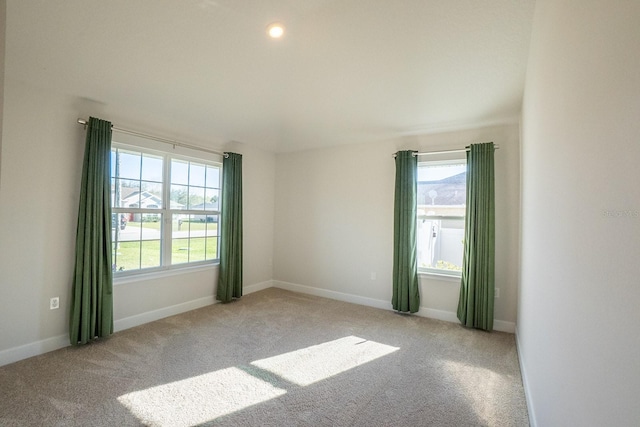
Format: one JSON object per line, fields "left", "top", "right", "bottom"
{"left": 417, "top": 306, "right": 459, "bottom": 323}
{"left": 271, "top": 280, "right": 516, "bottom": 333}
{"left": 114, "top": 295, "right": 216, "bottom": 332}
{"left": 273, "top": 280, "right": 392, "bottom": 311}
{"left": 0, "top": 334, "right": 69, "bottom": 368}
{"left": 244, "top": 280, "right": 275, "bottom": 295}
{"left": 493, "top": 319, "right": 516, "bottom": 333}
{"left": 515, "top": 327, "right": 537, "bottom": 427}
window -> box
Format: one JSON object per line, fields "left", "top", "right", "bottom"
{"left": 111, "top": 143, "right": 221, "bottom": 275}
{"left": 417, "top": 159, "right": 467, "bottom": 277}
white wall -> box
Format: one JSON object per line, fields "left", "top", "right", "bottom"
{"left": 519, "top": 1, "right": 640, "bottom": 425}
{"left": 0, "top": 0, "right": 5, "bottom": 187}
{"left": 274, "top": 123, "right": 520, "bottom": 328}
{"left": 0, "top": 77, "right": 276, "bottom": 365}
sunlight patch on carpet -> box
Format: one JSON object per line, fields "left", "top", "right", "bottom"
{"left": 441, "top": 359, "right": 512, "bottom": 425}
{"left": 251, "top": 335, "right": 400, "bottom": 386}
{"left": 117, "top": 367, "right": 286, "bottom": 427}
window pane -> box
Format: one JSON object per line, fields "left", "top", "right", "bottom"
{"left": 115, "top": 212, "right": 138, "bottom": 242}
{"left": 141, "top": 212, "right": 161, "bottom": 223}
{"left": 190, "top": 163, "right": 206, "bottom": 187}
{"left": 140, "top": 181, "right": 163, "bottom": 209}
{"left": 417, "top": 218, "right": 464, "bottom": 272}
{"left": 171, "top": 214, "right": 192, "bottom": 264}
{"left": 170, "top": 214, "right": 218, "bottom": 265}
{"left": 111, "top": 212, "right": 140, "bottom": 272}
{"left": 206, "top": 165, "right": 220, "bottom": 188}
{"left": 205, "top": 189, "right": 220, "bottom": 210}
{"left": 138, "top": 213, "right": 162, "bottom": 237}
{"left": 118, "top": 151, "right": 142, "bottom": 180}
{"left": 189, "top": 187, "right": 206, "bottom": 210}
{"left": 417, "top": 160, "right": 466, "bottom": 275}
{"left": 111, "top": 177, "right": 117, "bottom": 206}
{"left": 205, "top": 218, "right": 218, "bottom": 260}
{"left": 205, "top": 236, "right": 218, "bottom": 260}
{"left": 189, "top": 215, "right": 207, "bottom": 237}
{"left": 113, "top": 241, "right": 141, "bottom": 272}
{"left": 118, "top": 180, "right": 142, "bottom": 208}
{"left": 171, "top": 184, "right": 189, "bottom": 210}
{"left": 172, "top": 214, "right": 187, "bottom": 263}
{"left": 111, "top": 212, "right": 162, "bottom": 272}
{"left": 417, "top": 163, "right": 466, "bottom": 217}
{"left": 111, "top": 212, "right": 130, "bottom": 235}
{"left": 172, "top": 215, "right": 186, "bottom": 234}
{"left": 205, "top": 216, "right": 218, "bottom": 236}
{"left": 171, "top": 159, "right": 189, "bottom": 185}
{"left": 141, "top": 154, "right": 163, "bottom": 182}
{"left": 172, "top": 238, "right": 190, "bottom": 264}
{"left": 141, "top": 240, "right": 161, "bottom": 269}
{"left": 188, "top": 237, "right": 206, "bottom": 262}
{"left": 110, "top": 149, "right": 117, "bottom": 177}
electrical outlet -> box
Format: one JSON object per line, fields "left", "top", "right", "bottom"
{"left": 50, "top": 297, "right": 60, "bottom": 310}
{"left": 370, "top": 272, "right": 377, "bottom": 280}
{"left": 495, "top": 288, "right": 500, "bottom": 299}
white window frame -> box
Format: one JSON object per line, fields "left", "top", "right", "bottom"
{"left": 417, "top": 158, "right": 467, "bottom": 279}
{"left": 111, "top": 140, "right": 222, "bottom": 278}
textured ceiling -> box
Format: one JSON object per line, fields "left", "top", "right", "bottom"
{"left": 6, "top": 0, "right": 536, "bottom": 152}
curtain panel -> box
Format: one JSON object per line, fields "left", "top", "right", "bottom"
{"left": 392, "top": 150, "right": 420, "bottom": 313}
{"left": 217, "top": 152, "right": 243, "bottom": 303}
{"left": 457, "top": 142, "right": 495, "bottom": 331}
{"left": 69, "top": 117, "right": 114, "bottom": 345}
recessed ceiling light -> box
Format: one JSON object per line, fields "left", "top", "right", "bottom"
{"left": 267, "top": 22, "right": 285, "bottom": 39}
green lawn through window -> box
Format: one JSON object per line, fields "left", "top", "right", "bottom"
{"left": 112, "top": 221, "right": 218, "bottom": 272}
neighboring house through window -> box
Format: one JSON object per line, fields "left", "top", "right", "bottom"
{"left": 111, "top": 142, "right": 221, "bottom": 275}
{"left": 417, "top": 158, "right": 467, "bottom": 277}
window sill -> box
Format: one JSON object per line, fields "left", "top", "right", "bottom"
{"left": 114, "top": 262, "right": 219, "bottom": 285}
{"left": 418, "top": 270, "right": 461, "bottom": 282}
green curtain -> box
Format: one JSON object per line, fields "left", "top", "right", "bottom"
{"left": 392, "top": 150, "right": 420, "bottom": 313}
{"left": 217, "top": 152, "right": 243, "bottom": 303}
{"left": 457, "top": 142, "right": 495, "bottom": 331}
{"left": 69, "top": 117, "right": 114, "bottom": 345}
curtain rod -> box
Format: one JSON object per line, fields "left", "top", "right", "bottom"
{"left": 393, "top": 144, "right": 499, "bottom": 157}
{"left": 77, "top": 118, "right": 227, "bottom": 157}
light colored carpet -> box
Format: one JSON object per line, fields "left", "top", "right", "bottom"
{"left": 0, "top": 288, "right": 529, "bottom": 426}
